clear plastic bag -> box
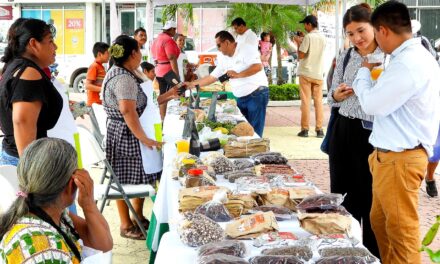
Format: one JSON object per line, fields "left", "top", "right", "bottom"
{"left": 304, "top": 205, "right": 351, "bottom": 216}
{"left": 249, "top": 255, "right": 305, "bottom": 264}
{"left": 233, "top": 159, "right": 255, "bottom": 170}
{"left": 251, "top": 152, "right": 288, "bottom": 165}
{"left": 198, "top": 253, "right": 248, "bottom": 264}
{"left": 177, "top": 212, "right": 224, "bottom": 247}
{"left": 198, "top": 240, "right": 247, "bottom": 258}
{"left": 318, "top": 247, "right": 378, "bottom": 263}
{"left": 261, "top": 246, "right": 313, "bottom": 261}
{"left": 315, "top": 256, "right": 369, "bottom": 264}
{"left": 195, "top": 190, "right": 232, "bottom": 222}
{"left": 251, "top": 205, "right": 293, "bottom": 221}
{"left": 296, "top": 193, "right": 345, "bottom": 211}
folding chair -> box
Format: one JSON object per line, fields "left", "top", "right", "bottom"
{"left": 0, "top": 165, "right": 19, "bottom": 214}
{"left": 88, "top": 103, "right": 108, "bottom": 184}
{"left": 76, "top": 125, "right": 155, "bottom": 238}
{"left": 90, "top": 103, "right": 108, "bottom": 144}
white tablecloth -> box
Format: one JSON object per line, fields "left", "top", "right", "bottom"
{"left": 151, "top": 100, "right": 363, "bottom": 261}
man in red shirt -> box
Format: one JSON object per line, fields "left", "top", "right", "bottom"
{"left": 86, "top": 42, "right": 109, "bottom": 106}
{"left": 151, "top": 20, "right": 180, "bottom": 119}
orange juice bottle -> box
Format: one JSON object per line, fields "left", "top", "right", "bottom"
{"left": 176, "top": 139, "right": 190, "bottom": 153}
{"left": 371, "top": 68, "right": 383, "bottom": 80}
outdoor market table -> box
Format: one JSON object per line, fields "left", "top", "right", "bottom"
{"left": 146, "top": 100, "right": 363, "bottom": 263}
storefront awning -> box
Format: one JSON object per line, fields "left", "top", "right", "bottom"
{"left": 153, "top": 0, "right": 321, "bottom": 6}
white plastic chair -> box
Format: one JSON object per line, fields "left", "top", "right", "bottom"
{"left": 0, "top": 165, "right": 19, "bottom": 214}
{"left": 76, "top": 125, "right": 155, "bottom": 238}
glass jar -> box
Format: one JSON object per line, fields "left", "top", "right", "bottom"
{"left": 185, "top": 168, "right": 204, "bottom": 188}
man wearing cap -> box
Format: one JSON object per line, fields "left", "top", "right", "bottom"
{"left": 293, "top": 15, "right": 326, "bottom": 138}
{"left": 151, "top": 20, "right": 180, "bottom": 119}
{"left": 186, "top": 31, "right": 269, "bottom": 137}
{"left": 231, "top": 17, "right": 259, "bottom": 49}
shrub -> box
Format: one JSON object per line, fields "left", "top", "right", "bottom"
{"left": 269, "top": 83, "right": 300, "bottom": 101}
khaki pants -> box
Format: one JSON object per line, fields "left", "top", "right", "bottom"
{"left": 299, "top": 75, "right": 324, "bottom": 131}
{"left": 368, "top": 149, "right": 428, "bottom": 264}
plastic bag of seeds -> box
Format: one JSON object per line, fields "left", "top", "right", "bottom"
{"left": 198, "top": 253, "right": 248, "bottom": 264}
{"left": 318, "top": 247, "right": 378, "bottom": 263}
{"left": 251, "top": 205, "right": 293, "bottom": 221}
{"left": 233, "top": 159, "right": 255, "bottom": 170}
{"left": 249, "top": 255, "right": 305, "bottom": 264}
{"left": 315, "top": 256, "right": 369, "bottom": 264}
{"left": 198, "top": 240, "right": 247, "bottom": 258}
{"left": 296, "top": 193, "right": 345, "bottom": 211}
{"left": 261, "top": 246, "right": 313, "bottom": 261}
{"left": 178, "top": 212, "right": 224, "bottom": 247}
{"left": 195, "top": 190, "right": 233, "bottom": 222}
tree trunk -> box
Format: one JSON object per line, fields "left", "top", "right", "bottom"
{"left": 268, "top": 53, "right": 273, "bottom": 85}
{"left": 276, "top": 40, "right": 284, "bottom": 85}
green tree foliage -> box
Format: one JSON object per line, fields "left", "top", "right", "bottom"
{"left": 162, "top": 4, "right": 194, "bottom": 25}
{"left": 228, "top": 4, "right": 305, "bottom": 84}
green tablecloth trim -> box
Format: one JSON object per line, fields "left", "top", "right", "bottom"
{"left": 198, "top": 91, "right": 236, "bottom": 99}
{"left": 146, "top": 196, "right": 169, "bottom": 264}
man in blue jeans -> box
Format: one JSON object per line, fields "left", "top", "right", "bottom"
{"left": 187, "top": 30, "right": 269, "bottom": 136}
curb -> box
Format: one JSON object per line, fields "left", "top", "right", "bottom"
{"left": 268, "top": 100, "right": 300, "bottom": 107}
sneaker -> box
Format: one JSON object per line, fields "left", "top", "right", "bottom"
{"left": 316, "top": 130, "right": 325, "bottom": 138}
{"left": 297, "top": 130, "right": 309, "bottom": 137}
{"left": 426, "top": 180, "right": 438, "bottom": 197}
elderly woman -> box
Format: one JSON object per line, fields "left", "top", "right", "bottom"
{"left": 0, "top": 138, "right": 113, "bottom": 263}
{"left": 0, "top": 18, "right": 63, "bottom": 166}
{"left": 103, "top": 35, "right": 163, "bottom": 240}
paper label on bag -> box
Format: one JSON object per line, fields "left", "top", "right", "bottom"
{"left": 239, "top": 213, "right": 265, "bottom": 232}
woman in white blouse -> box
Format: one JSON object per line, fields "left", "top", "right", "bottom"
{"left": 327, "top": 3, "right": 383, "bottom": 259}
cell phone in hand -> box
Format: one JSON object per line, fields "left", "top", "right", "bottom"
{"left": 218, "top": 73, "right": 230, "bottom": 83}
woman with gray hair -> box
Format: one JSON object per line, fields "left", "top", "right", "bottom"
{"left": 0, "top": 138, "right": 112, "bottom": 263}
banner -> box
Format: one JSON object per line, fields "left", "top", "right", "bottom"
{"left": 0, "top": 6, "right": 13, "bottom": 20}
{"left": 21, "top": 8, "right": 85, "bottom": 55}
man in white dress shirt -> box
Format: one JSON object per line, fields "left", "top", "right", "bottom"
{"left": 187, "top": 31, "right": 269, "bottom": 137}
{"left": 352, "top": 2, "right": 440, "bottom": 263}
{"left": 231, "top": 17, "right": 259, "bottom": 49}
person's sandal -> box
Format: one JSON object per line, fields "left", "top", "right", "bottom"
{"left": 132, "top": 218, "right": 150, "bottom": 230}
{"left": 120, "top": 226, "right": 146, "bottom": 240}
{"left": 426, "top": 180, "right": 438, "bottom": 197}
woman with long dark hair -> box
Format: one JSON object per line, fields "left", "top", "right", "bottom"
{"left": 0, "top": 18, "right": 62, "bottom": 165}
{"left": 327, "top": 3, "right": 382, "bottom": 258}
{"left": 103, "top": 35, "right": 162, "bottom": 240}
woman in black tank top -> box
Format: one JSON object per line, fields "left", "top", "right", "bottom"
{"left": 0, "top": 18, "right": 62, "bottom": 165}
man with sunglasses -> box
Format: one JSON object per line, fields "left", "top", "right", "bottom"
{"left": 187, "top": 30, "right": 268, "bottom": 137}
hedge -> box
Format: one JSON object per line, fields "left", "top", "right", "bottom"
{"left": 269, "top": 83, "right": 300, "bottom": 101}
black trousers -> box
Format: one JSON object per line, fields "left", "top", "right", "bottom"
{"left": 329, "top": 114, "right": 380, "bottom": 258}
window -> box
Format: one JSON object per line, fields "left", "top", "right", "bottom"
{"left": 21, "top": 5, "right": 85, "bottom": 55}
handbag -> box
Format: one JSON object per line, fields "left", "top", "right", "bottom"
{"left": 320, "top": 107, "right": 339, "bottom": 154}
{"left": 320, "top": 48, "right": 353, "bottom": 154}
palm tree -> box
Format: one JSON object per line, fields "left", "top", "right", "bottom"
{"left": 162, "top": 4, "right": 194, "bottom": 25}
{"left": 228, "top": 4, "right": 305, "bottom": 84}
{"left": 314, "top": 0, "right": 388, "bottom": 10}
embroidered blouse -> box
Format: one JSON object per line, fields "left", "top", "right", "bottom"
{"left": 0, "top": 212, "right": 81, "bottom": 264}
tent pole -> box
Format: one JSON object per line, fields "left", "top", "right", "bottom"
{"left": 102, "top": 0, "right": 106, "bottom": 42}
{"left": 335, "top": 0, "right": 339, "bottom": 58}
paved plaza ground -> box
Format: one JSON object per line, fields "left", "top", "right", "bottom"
{"left": 73, "top": 96, "right": 439, "bottom": 264}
